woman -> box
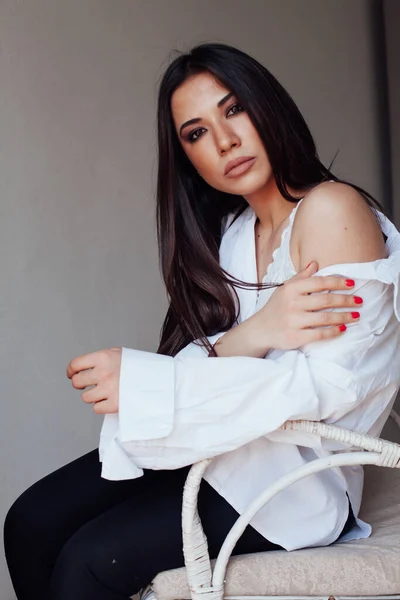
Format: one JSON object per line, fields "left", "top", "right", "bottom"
{"left": 4, "top": 42, "right": 400, "bottom": 600}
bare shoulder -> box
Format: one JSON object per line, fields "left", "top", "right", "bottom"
{"left": 291, "top": 181, "right": 387, "bottom": 271}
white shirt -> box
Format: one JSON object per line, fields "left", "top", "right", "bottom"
{"left": 99, "top": 197, "right": 400, "bottom": 551}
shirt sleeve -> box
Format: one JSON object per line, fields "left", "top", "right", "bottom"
{"left": 99, "top": 266, "right": 400, "bottom": 480}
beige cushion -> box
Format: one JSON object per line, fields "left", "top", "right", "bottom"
{"left": 151, "top": 465, "right": 400, "bottom": 598}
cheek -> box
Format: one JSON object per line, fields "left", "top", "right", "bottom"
{"left": 186, "top": 147, "right": 216, "bottom": 179}
{"left": 242, "top": 119, "right": 264, "bottom": 148}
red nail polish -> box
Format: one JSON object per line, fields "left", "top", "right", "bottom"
{"left": 351, "top": 312, "right": 360, "bottom": 318}
{"left": 354, "top": 297, "right": 363, "bottom": 304}
{"left": 345, "top": 279, "right": 355, "bottom": 287}
{"left": 306, "top": 261, "right": 313, "bottom": 268}
{"left": 339, "top": 324, "right": 347, "bottom": 332}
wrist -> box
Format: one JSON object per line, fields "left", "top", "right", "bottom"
{"left": 246, "top": 313, "right": 272, "bottom": 357}
{"left": 210, "top": 314, "right": 271, "bottom": 358}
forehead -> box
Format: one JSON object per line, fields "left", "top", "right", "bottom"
{"left": 171, "top": 72, "right": 230, "bottom": 125}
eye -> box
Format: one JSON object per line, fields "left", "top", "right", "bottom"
{"left": 226, "top": 103, "right": 244, "bottom": 117}
{"left": 186, "top": 104, "right": 244, "bottom": 144}
{"left": 188, "top": 128, "right": 205, "bottom": 143}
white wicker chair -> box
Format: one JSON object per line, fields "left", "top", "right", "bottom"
{"left": 139, "top": 412, "right": 400, "bottom": 600}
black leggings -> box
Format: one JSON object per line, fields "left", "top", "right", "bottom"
{"left": 3, "top": 448, "right": 282, "bottom": 600}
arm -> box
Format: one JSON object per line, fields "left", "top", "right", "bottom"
{"left": 182, "top": 183, "right": 386, "bottom": 360}
{"left": 100, "top": 186, "right": 400, "bottom": 479}
{"left": 207, "top": 314, "right": 267, "bottom": 357}
{"left": 102, "top": 277, "right": 398, "bottom": 477}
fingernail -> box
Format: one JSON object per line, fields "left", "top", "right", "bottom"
{"left": 306, "top": 261, "right": 313, "bottom": 268}
{"left": 351, "top": 312, "right": 360, "bottom": 318}
{"left": 354, "top": 296, "right": 363, "bottom": 304}
{"left": 345, "top": 279, "right": 355, "bottom": 287}
{"left": 339, "top": 324, "right": 347, "bottom": 332}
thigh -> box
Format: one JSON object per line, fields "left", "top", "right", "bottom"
{"left": 47, "top": 470, "right": 280, "bottom": 600}
{"left": 4, "top": 448, "right": 183, "bottom": 599}
{"left": 198, "top": 480, "right": 282, "bottom": 557}
{"left": 47, "top": 465, "right": 191, "bottom": 599}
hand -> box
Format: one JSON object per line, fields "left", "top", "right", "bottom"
{"left": 255, "top": 261, "right": 362, "bottom": 351}
{"left": 66, "top": 347, "right": 122, "bottom": 414}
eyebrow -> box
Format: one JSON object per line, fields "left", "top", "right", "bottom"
{"left": 179, "top": 92, "right": 235, "bottom": 137}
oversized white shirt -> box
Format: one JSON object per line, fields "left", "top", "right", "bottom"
{"left": 99, "top": 197, "right": 400, "bottom": 551}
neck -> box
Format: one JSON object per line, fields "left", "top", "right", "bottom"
{"left": 244, "top": 179, "right": 305, "bottom": 233}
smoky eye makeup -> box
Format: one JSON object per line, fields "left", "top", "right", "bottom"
{"left": 186, "top": 127, "right": 205, "bottom": 143}
{"left": 183, "top": 102, "right": 245, "bottom": 144}
{"left": 179, "top": 92, "right": 242, "bottom": 140}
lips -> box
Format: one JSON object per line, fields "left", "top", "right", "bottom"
{"left": 224, "top": 156, "right": 256, "bottom": 175}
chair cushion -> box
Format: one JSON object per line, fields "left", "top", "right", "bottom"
{"left": 151, "top": 465, "right": 400, "bottom": 598}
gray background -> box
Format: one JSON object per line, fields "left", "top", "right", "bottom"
{"left": 1, "top": 0, "right": 399, "bottom": 597}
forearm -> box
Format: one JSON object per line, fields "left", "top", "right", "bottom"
{"left": 209, "top": 313, "right": 270, "bottom": 358}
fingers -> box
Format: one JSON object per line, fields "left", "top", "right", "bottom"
{"left": 92, "top": 401, "right": 112, "bottom": 414}
{"left": 81, "top": 386, "right": 106, "bottom": 404}
{"left": 71, "top": 368, "right": 96, "bottom": 390}
{"left": 66, "top": 349, "right": 112, "bottom": 379}
{"left": 300, "top": 291, "right": 363, "bottom": 312}
{"left": 300, "top": 309, "right": 360, "bottom": 329}
{"left": 300, "top": 323, "right": 350, "bottom": 345}
{"left": 300, "top": 275, "right": 356, "bottom": 294}
{"left": 66, "top": 352, "right": 98, "bottom": 378}
{"left": 297, "top": 286, "right": 363, "bottom": 329}
{"left": 302, "top": 324, "right": 347, "bottom": 346}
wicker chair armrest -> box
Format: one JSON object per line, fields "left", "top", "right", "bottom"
{"left": 181, "top": 413, "right": 400, "bottom": 600}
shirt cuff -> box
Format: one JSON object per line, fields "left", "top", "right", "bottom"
{"left": 118, "top": 347, "right": 175, "bottom": 443}
{"left": 100, "top": 436, "right": 145, "bottom": 480}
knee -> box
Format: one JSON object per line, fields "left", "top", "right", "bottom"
{"left": 3, "top": 487, "right": 43, "bottom": 576}
{"left": 47, "top": 537, "right": 94, "bottom": 599}
{"left": 48, "top": 531, "right": 124, "bottom": 599}
{"left": 4, "top": 480, "right": 49, "bottom": 546}
{"left": 4, "top": 487, "right": 33, "bottom": 550}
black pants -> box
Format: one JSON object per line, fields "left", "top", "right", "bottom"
{"left": 3, "top": 449, "right": 282, "bottom": 600}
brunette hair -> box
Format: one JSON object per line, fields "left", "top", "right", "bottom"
{"left": 155, "top": 42, "right": 386, "bottom": 357}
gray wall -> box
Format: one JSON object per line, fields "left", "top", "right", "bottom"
{"left": 380, "top": 0, "right": 400, "bottom": 442}
{"left": 384, "top": 0, "right": 400, "bottom": 227}
{"left": 0, "top": 1, "right": 390, "bottom": 597}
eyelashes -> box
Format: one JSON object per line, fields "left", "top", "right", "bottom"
{"left": 187, "top": 128, "right": 205, "bottom": 143}
{"left": 187, "top": 103, "right": 244, "bottom": 143}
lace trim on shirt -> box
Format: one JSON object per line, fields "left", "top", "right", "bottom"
{"left": 261, "top": 199, "right": 304, "bottom": 284}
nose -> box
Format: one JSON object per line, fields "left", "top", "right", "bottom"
{"left": 215, "top": 125, "right": 240, "bottom": 155}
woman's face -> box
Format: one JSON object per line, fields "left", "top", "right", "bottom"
{"left": 171, "top": 71, "right": 273, "bottom": 196}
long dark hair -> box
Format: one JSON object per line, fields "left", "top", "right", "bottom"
{"left": 155, "top": 42, "right": 386, "bottom": 357}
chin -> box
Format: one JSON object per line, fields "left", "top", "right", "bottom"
{"left": 225, "top": 176, "right": 269, "bottom": 196}
{"left": 204, "top": 172, "right": 268, "bottom": 196}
